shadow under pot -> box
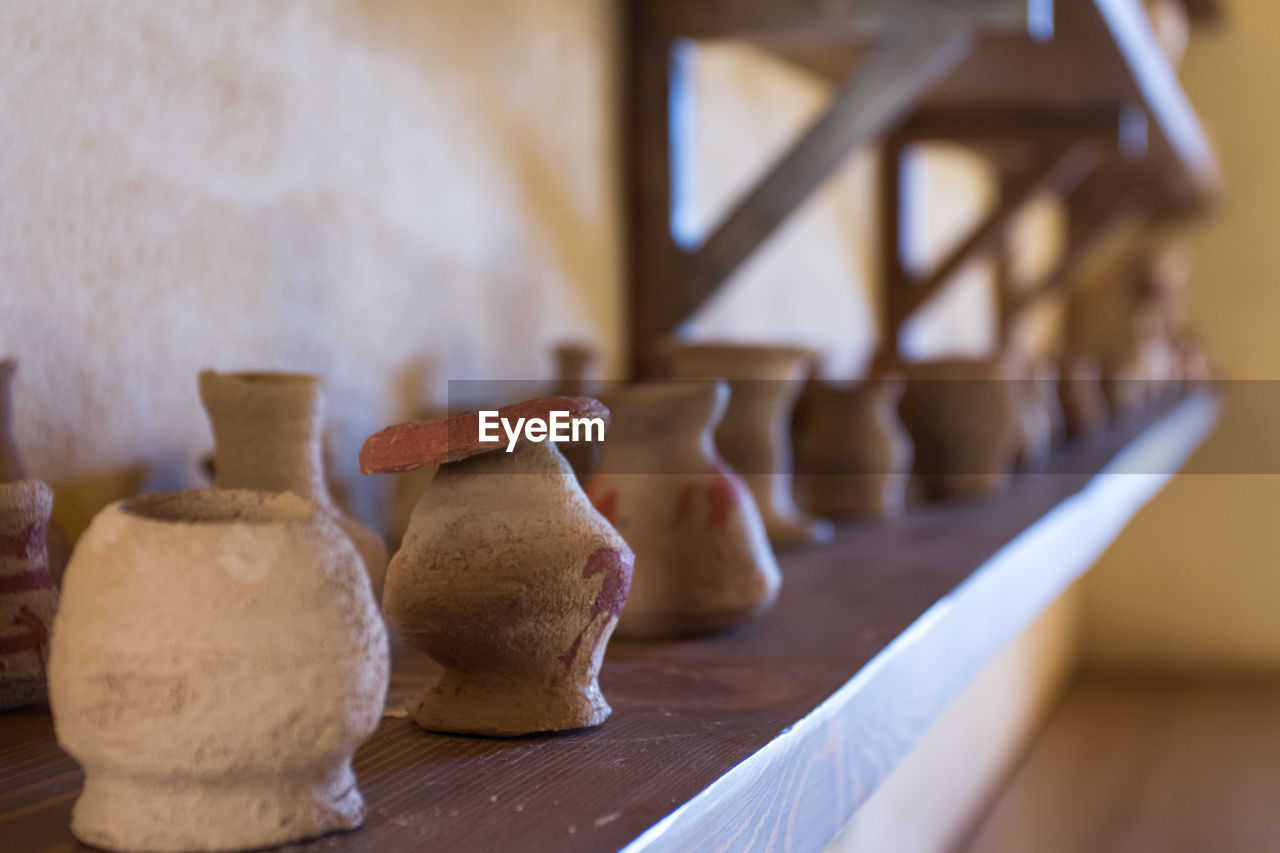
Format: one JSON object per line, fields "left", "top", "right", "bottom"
{"left": 361, "top": 396, "right": 634, "bottom": 736}
{"left": 198, "top": 370, "right": 388, "bottom": 598}
{"left": 793, "top": 376, "right": 913, "bottom": 520}
{"left": 660, "top": 343, "right": 833, "bottom": 547}
{"left": 585, "top": 381, "right": 780, "bottom": 639}
{"left": 0, "top": 479, "right": 59, "bottom": 710}
{"left": 899, "top": 359, "right": 1021, "bottom": 501}
{"left": 48, "top": 489, "right": 389, "bottom": 853}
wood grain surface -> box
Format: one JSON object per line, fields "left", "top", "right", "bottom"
{"left": 0, "top": 395, "right": 1216, "bottom": 853}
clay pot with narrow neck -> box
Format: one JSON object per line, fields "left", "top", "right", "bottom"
{"left": 49, "top": 489, "right": 389, "bottom": 852}
{"left": 553, "top": 344, "right": 602, "bottom": 482}
{"left": 660, "top": 343, "right": 832, "bottom": 546}
{"left": 362, "top": 396, "right": 633, "bottom": 736}
{"left": 199, "top": 370, "right": 387, "bottom": 597}
{"left": 1059, "top": 353, "right": 1109, "bottom": 441}
{"left": 899, "top": 358, "right": 1021, "bottom": 501}
{"left": 1, "top": 360, "right": 72, "bottom": 586}
{"left": 793, "top": 377, "right": 914, "bottom": 520}
{"left": 0, "top": 479, "right": 59, "bottom": 709}
{"left": 584, "top": 381, "right": 779, "bottom": 639}
{"left": 1005, "top": 353, "right": 1052, "bottom": 473}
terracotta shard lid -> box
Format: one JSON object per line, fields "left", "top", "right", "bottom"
{"left": 360, "top": 396, "right": 610, "bottom": 474}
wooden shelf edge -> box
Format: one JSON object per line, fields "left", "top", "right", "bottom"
{"left": 624, "top": 392, "right": 1219, "bottom": 853}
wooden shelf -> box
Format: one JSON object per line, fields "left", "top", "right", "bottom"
{"left": 0, "top": 392, "right": 1218, "bottom": 852}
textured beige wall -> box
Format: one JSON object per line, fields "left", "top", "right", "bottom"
{"left": 1082, "top": 0, "right": 1280, "bottom": 672}
{"left": 0, "top": 0, "right": 621, "bottom": 524}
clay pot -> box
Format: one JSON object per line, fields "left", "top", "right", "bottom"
{"left": 0, "top": 360, "right": 72, "bottom": 586}
{"left": 199, "top": 370, "right": 388, "bottom": 597}
{"left": 49, "top": 489, "right": 388, "bottom": 852}
{"left": 793, "top": 377, "right": 913, "bottom": 520}
{"left": 660, "top": 343, "right": 833, "bottom": 546}
{"left": 1059, "top": 353, "right": 1109, "bottom": 441}
{"left": 0, "top": 479, "right": 59, "bottom": 709}
{"left": 553, "top": 344, "right": 602, "bottom": 482}
{"left": 1033, "top": 359, "right": 1067, "bottom": 448}
{"left": 362, "top": 396, "right": 634, "bottom": 736}
{"left": 584, "top": 381, "right": 779, "bottom": 639}
{"left": 899, "top": 359, "right": 1021, "bottom": 501}
{"left": 1005, "top": 354, "right": 1053, "bottom": 473}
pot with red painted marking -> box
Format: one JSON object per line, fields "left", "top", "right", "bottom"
{"left": 0, "top": 479, "right": 58, "bottom": 709}
{"left": 361, "top": 396, "right": 633, "bottom": 736}
{"left": 585, "top": 381, "right": 779, "bottom": 639}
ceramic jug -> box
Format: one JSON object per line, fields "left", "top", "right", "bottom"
{"left": 0, "top": 479, "right": 59, "bottom": 709}
{"left": 660, "top": 343, "right": 832, "bottom": 546}
{"left": 585, "top": 381, "right": 780, "bottom": 638}
{"left": 363, "top": 396, "right": 633, "bottom": 736}
{"left": 793, "top": 377, "right": 914, "bottom": 520}
{"left": 199, "top": 370, "right": 388, "bottom": 597}
{"left": 49, "top": 489, "right": 389, "bottom": 852}
{"left": 900, "top": 358, "right": 1021, "bottom": 500}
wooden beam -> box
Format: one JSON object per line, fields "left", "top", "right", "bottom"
{"left": 1001, "top": 166, "right": 1145, "bottom": 320}
{"left": 674, "top": 27, "right": 973, "bottom": 333}
{"left": 637, "top": 0, "right": 1040, "bottom": 43}
{"left": 888, "top": 137, "right": 1101, "bottom": 329}
{"left": 897, "top": 108, "right": 1130, "bottom": 144}
{"left": 877, "top": 136, "right": 907, "bottom": 367}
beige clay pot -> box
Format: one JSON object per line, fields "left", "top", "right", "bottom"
{"left": 362, "top": 396, "right": 634, "bottom": 736}
{"left": 1005, "top": 353, "right": 1053, "bottom": 473}
{"left": 49, "top": 489, "right": 389, "bottom": 852}
{"left": 660, "top": 343, "right": 833, "bottom": 546}
{"left": 1058, "top": 353, "right": 1109, "bottom": 441}
{"left": 0, "top": 479, "right": 59, "bottom": 709}
{"left": 553, "top": 343, "right": 602, "bottom": 482}
{"left": 585, "top": 381, "right": 779, "bottom": 639}
{"left": 199, "top": 370, "right": 388, "bottom": 597}
{"left": 899, "top": 359, "right": 1021, "bottom": 501}
{"left": 793, "top": 377, "right": 914, "bottom": 520}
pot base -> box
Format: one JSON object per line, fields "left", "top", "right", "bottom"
{"left": 409, "top": 671, "right": 611, "bottom": 737}
{"left": 70, "top": 764, "right": 364, "bottom": 853}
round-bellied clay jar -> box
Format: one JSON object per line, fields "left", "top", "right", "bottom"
{"left": 660, "top": 343, "right": 833, "bottom": 547}
{"left": 793, "top": 377, "right": 914, "bottom": 520}
{"left": 48, "top": 489, "right": 389, "bottom": 853}
{"left": 899, "top": 358, "right": 1020, "bottom": 501}
{"left": 0, "top": 479, "right": 59, "bottom": 709}
{"left": 362, "top": 396, "right": 633, "bottom": 736}
{"left": 585, "top": 381, "right": 780, "bottom": 639}
{"left": 199, "top": 370, "right": 388, "bottom": 597}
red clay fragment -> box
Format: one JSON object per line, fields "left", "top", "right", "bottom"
{"left": 360, "top": 396, "right": 610, "bottom": 474}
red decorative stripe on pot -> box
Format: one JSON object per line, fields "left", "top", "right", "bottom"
{"left": 0, "top": 523, "right": 46, "bottom": 559}
{"left": 558, "top": 547, "right": 633, "bottom": 671}
{"left": 0, "top": 569, "right": 55, "bottom": 595}
{"left": 0, "top": 606, "right": 50, "bottom": 658}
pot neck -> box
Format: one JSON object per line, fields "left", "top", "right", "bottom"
{"left": 202, "top": 377, "right": 331, "bottom": 504}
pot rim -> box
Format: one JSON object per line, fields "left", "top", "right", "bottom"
{"left": 117, "top": 488, "right": 318, "bottom": 527}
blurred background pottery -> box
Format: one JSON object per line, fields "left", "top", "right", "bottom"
{"left": 793, "top": 377, "right": 913, "bottom": 520}
{"left": 660, "top": 343, "right": 833, "bottom": 547}
{"left": 0, "top": 479, "right": 59, "bottom": 710}
{"left": 49, "top": 489, "right": 388, "bottom": 852}
{"left": 900, "top": 359, "right": 1021, "bottom": 501}
{"left": 553, "top": 343, "right": 603, "bottom": 482}
{"left": 585, "top": 381, "right": 779, "bottom": 639}
{"left": 363, "top": 397, "right": 633, "bottom": 736}
{"left": 0, "top": 360, "right": 72, "bottom": 585}
{"left": 199, "top": 370, "right": 388, "bottom": 597}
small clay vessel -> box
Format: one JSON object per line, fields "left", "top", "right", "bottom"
{"left": 899, "top": 359, "right": 1021, "bottom": 501}
{"left": 199, "top": 370, "right": 388, "bottom": 597}
{"left": 0, "top": 360, "right": 72, "bottom": 585}
{"left": 584, "top": 381, "right": 779, "bottom": 639}
{"left": 0, "top": 479, "right": 59, "bottom": 709}
{"left": 553, "top": 343, "right": 602, "bottom": 482}
{"left": 49, "top": 489, "right": 388, "bottom": 852}
{"left": 793, "top": 377, "right": 913, "bottom": 520}
{"left": 660, "top": 343, "right": 833, "bottom": 546}
{"left": 1059, "top": 353, "right": 1109, "bottom": 440}
{"left": 1032, "top": 358, "right": 1067, "bottom": 448}
{"left": 1005, "top": 353, "right": 1052, "bottom": 473}
{"left": 362, "top": 396, "right": 634, "bottom": 736}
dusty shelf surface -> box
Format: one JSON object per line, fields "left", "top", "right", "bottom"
{"left": 0, "top": 393, "right": 1218, "bottom": 853}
